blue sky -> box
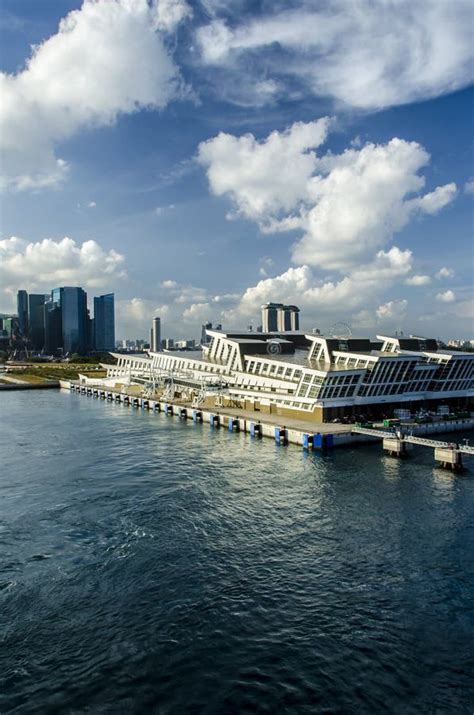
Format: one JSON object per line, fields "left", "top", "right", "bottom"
{"left": 0, "top": 0, "right": 473, "bottom": 340}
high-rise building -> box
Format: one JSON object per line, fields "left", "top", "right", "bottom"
{"left": 0, "top": 315, "right": 18, "bottom": 344}
{"left": 17, "top": 290, "right": 29, "bottom": 338}
{"left": 93, "top": 293, "right": 115, "bottom": 351}
{"left": 263, "top": 303, "right": 300, "bottom": 332}
{"left": 60, "top": 287, "right": 88, "bottom": 354}
{"left": 151, "top": 317, "right": 161, "bottom": 352}
{"left": 290, "top": 306, "right": 300, "bottom": 331}
{"left": 261, "top": 303, "right": 283, "bottom": 332}
{"left": 44, "top": 291, "right": 63, "bottom": 353}
{"left": 28, "top": 294, "right": 46, "bottom": 350}
{"left": 201, "top": 322, "right": 212, "bottom": 345}
{"left": 278, "top": 305, "right": 300, "bottom": 332}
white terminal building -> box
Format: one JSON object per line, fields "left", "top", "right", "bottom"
{"left": 99, "top": 329, "right": 473, "bottom": 422}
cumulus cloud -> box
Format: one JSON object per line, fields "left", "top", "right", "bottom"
{"left": 153, "top": 0, "right": 191, "bottom": 32}
{"left": 436, "top": 290, "right": 456, "bottom": 303}
{"left": 221, "top": 247, "right": 413, "bottom": 328}
{"left": 198, "top": 118, "right": 331, "bottom": 221}
{"left": 436, "top": 266, "right": 455, "bottom": 279}
{"left": 0, "top": 0, "right": 190, "bottom": 191}
{"left": 464, "top": 180, "right": 474, "bottom": 195}
{"left": 376, "top": 299, "right": 408, "bottom": 321}
{"left": 0, "top": 236, "right": 126, "bottom": 310}
{"left": 196, "top": 1, "right": 474, "bottom": 110}
{"left": 182, "top": 302, "right": 212, "bottom": 321}
{"left": 407, "top": 183, "right": 457, "bottom": 214}
{"left": 199, "top": 122, "right": 456, "bottom": 271}
{"left": 115, "top": 297, "right": 170, "bottom": 338}
{"left": 405, "top": 274, "right": 431, "bottom": 286}
{"left": 116, "top": 279, "right": 235, "bottom": 339}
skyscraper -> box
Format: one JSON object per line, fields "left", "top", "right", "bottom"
{"left": 262, "top": 303, "right": 300, "bottom": 332}
{"left": 261, "top": 303, "right": 283, "bottom": 332}
{"left": 28, "top": 294, "right": 46, "bottom": 350}
{"left": 151, "top": 317, "right": 161, "bottom": 352}
{"left": 60, "top": 287, "right": 88, "bottom": 354}
{"left": 17, "top": 290, "right": 29, "bottom": 338}
{"left": 201, "top": 322, "right": 212, "bottom": 345}
{"left": 44, "top": 290, "right": 63, "bottom": 354}
{"left": 288, "top": 305, "right": 300, "bottom": 331}
{"left": 277, "top": 305, "right": 300, "bottom": 331}
{"left": 93, "top": 293, "right": 115, "bottom": 351}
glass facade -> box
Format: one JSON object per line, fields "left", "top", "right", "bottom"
{"left": 17, "top": 290, "right": 29, "bottom": 338}
{"left": 60, "top": 287, "right": 88, "bottom": 355}
{"left": 93, "top": 294, "right": 115, "bottom": 351}
{"left": 28, "top": 294, "right": 46, "bottom": 350}
{"left": 44, "top": 290, "right": 63, "bottom": 354}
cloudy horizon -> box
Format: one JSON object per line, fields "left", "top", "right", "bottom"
{"left": 1, "top": 0, "right": 473, "bottom": 341}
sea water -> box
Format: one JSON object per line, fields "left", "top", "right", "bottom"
{"left": 1, "top": 390, "right": 473, "bottom": 713}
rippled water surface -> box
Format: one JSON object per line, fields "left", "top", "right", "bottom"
{"left": 1, "top": 390, "right": 473, "bottom": 713}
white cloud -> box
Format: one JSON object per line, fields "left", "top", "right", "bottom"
{"left": 116, "top": 298, "right": 170, "bottom": 339}
{"left": 199, "top": 123, "right": 456, "bottom": 271}
{"left": 407, "top": 183, "right": 457, "bottom": 214}
{"left": 0, "top": 0, "right": 188, "bottom": 191}
{"left": 405, "top": 274, "right": 431, "bottom": 286}
{"left": 196, "top": 1, "right": 474, "bottom": 110}
{"left": 436, "top": 266, "right": 455, "bottom": 279}
{"left": 436, "top": 290, "right": 456, "bottom": 303}
{"left": 198, "top": 118, "right": 331, "bottom": 221}
{"left": 153, "top": 0, "right": 191, "bottom": 32}
{"left": 116, "top": 279, "right": 234, "bottom": 339}
{"left": 376, "top": 299, "right": 408, "bottom": 321}
{"left": 182, "top": 302, "right": 212, "bottom": 321}
{"left": 464, "top": 180, "right": 474, "bottom": 195}
{"left": 221, "top": 247, "right": 413, "bottom": 328}
{"left": 87, "top": 201, "right": 97, "bottom": 208}
{"left": 173, "top": 285, "right": 209, "bottom": 305}
{"left": 0, "top": 236, "right": 126, "bottom": 311}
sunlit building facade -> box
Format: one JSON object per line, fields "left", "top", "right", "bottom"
{"left": 98, "top": 330, "right": 474, "bottom": 421}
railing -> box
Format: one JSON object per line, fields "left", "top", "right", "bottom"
{"left": 352, "top": 426, "right": 473, "bottom": 454}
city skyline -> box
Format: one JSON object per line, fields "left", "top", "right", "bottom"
{"left": 12, "top": 286, "right": 115, "bottom": 354}
{"left": 0, "top": 0, "right": 473, "bottom": 341}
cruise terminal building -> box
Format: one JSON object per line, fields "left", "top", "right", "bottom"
{"left": 102, "top": 330, "right": 474, "bottom": 422}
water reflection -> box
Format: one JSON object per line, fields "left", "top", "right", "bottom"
{"left": 0, "top": 390, "right": 473, "bottom": 714}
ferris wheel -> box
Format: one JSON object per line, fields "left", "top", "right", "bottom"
{"left": 329, "top": 322, "right": 352, "bottom": 338}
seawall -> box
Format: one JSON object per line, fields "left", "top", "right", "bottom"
{"left": 0, "top": 380, "right": 60, "bottom": 390}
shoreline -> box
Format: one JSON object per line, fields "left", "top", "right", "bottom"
{"left": 0, "top": 380, "right": 60, "bottom": 390}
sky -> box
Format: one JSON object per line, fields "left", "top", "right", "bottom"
{"left": 0, "top": 0, "right": 473, "bottom": 341}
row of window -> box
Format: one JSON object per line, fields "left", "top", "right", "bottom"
{"left": 112, "top": 349, "right": 473, "bottom": 404}
{"left": 245, "top": 358, "right": 305, "bottom": 382}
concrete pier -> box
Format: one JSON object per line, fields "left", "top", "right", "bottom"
{"left": 64, "top": 382, "right": 473, "bottom": 469}
{"left": 435, "top": 447, "right": 463, "bottom": 471}
{"left": 383, "top": 436, "right": 410, "bottom": 458}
